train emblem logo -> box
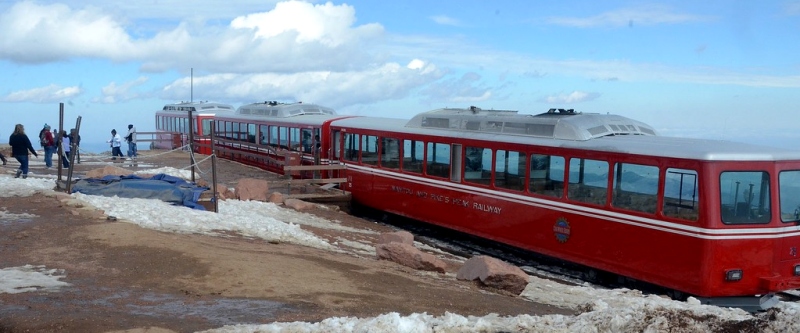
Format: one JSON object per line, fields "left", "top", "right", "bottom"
{"left": 553, "top": 218, "right": 571, "bottom": 243}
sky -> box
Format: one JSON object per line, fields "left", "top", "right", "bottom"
{"left": 1, "top": 0, "right": 800, "bottom": 152}
{"left": 3, "top": 158, "right": 800, "bottom": 331}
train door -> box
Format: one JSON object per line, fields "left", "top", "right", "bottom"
{"left": 451, "top": 144, "right": 462, "bottom": 183}
{"left": 331, "top": 130, "right": 342, "bottom": 162}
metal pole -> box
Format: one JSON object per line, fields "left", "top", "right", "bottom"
{"left": 66, "top": 117, "right": 82, "bottom": 194}
{"left": 188, "top": 108, "right": 195, "bottom": 183}
{"left": 210, "top": 124, "right": 218, "bottom": 213}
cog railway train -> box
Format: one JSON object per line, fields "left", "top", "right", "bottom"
{"left": 156, "top": 100, "right": 800, "bottom": 311}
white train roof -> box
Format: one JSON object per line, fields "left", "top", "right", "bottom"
{"left": 331, "top": 108, "right": 800, "bottom": 162}
{"left": 405, "top": 107, "right": 657, "bottom": 140}
{"left": 236, "top": 101, "right": 336, "bottom": 117}
{"left": 158, "top": 101, "right": 236, "bottom": 115}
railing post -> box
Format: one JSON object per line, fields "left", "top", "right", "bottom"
{"left": 188, "top": 109, "right": 195, "bottom": 183}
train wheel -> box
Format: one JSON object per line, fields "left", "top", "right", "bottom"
{"left": 666, "top": 289, "right": 687, "bottom": 301}
{"left": 585, "top": 269, "right": 616, "bottom": 285}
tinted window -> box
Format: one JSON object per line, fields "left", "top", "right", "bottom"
{"left": 720, "top": 171, "right": 771, "bottom": 224}
{"left": 568, "top": 158, "right": 608, "bottom": 205}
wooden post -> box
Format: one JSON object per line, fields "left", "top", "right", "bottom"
{"left": 65, "top": 117, "right": 82, "bottom": 194}
{"left": 210, "top": 124, "right": 218, "bottom": 213}
{"left": 57, "top": 103, "right": 64, "bottom": 181}
{"left": 188, "top": 108, "right": 195, "bottom": 183}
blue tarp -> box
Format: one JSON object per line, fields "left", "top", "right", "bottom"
{"left": 71, "top": 174, "right": 210, "bottom": 210}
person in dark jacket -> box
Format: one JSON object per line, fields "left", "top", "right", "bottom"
{"left": 9, "top": 124, "right": 38, "bottom": 178}
{"left": 0, "top": 130, "right": 6, "bottom": 165}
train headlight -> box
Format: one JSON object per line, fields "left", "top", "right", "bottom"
{"left": 725, "top": 269, "right": 743, "bottom": 281}
{"left": 794, "top": 265, "right": 800, "bottom": 276}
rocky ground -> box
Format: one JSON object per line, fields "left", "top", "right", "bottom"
{"left": 0, "top": 149, "right": 573, "bottom": 333}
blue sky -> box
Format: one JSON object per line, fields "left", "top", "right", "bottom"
{"left": 1, "top": 0, "right": 799, "bottom": 151}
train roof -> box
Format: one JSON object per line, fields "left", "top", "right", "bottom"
{"left": 331, "top": 109, "right": 800, "bottom": 162}
{"left": 158, "top": 101, "right": 236, "bottom": 115}
{"left": 236, "top": 101, "right": 336, "bottom": 117}
{"left": 405, "top": 107, "right": 657, "bottom": 141}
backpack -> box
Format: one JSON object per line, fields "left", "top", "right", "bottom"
{"left": 39, "top": 131, "right": 47, "bottom": 147}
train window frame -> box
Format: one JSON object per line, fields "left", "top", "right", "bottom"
{"left": 425, "top": 142, "right": 451, "bottom": 178}
{"left": 247, "top": 124, "right": 256, "bottom": 143}
{"left": 343, "top": 133, "right": 360, "bottom": 162}
{"left": 301, "top": 129, "right": 313, "bottom": 152}
{"left": 402, "top": 139, "right": 424, "bottom": 174}
{"left": 381, "top": 137, "right": 400, "bottom": 169}
{"left": 201, "top": 119, "right": 212, "bottom": 137}
{"left": 779, "top": 170, "right": 800, "bottom": 223}
{"left": 361, "top": 135, "right": 379, "bottom": 165}
{"left": 464, "top": 146, "right": 492, "bottom": 186}
{"left": 258, "top": 125, "right": 268, "bottom": 145}
{"left": 719, "top": 171, "right": 771, "bottom": 225}
{"left": 612, "top": 163, "right": 660, "bottom": 214}
{"left": 289, "top": 128, "right": 300, "bottom": 150}
{"left": 494, "top": 149, "right": 526, "bottom": 192}
{"left": 567, "top": 157, "right": 609, "bottom": 206}
{"left": 663, "top": 168, "right": 699, "bottom": 221}
{"left": 529, "top": 154, "right": 565, "bottom": 198}
{"left": 278, "top": 127, "right": 288, "bottom": 149}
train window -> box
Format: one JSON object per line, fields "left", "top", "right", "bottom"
{"left": 362, "top": 135, "right": 379, "bottom": 165}
{"left": 202, "top": 119, "right": 211, "bottom": 137}
{"left": 269, "top": 126, "right": 279, "bottom": 147}
{"left": 529, "top": 154, "right": 565, "bottom": 198}
{"left": 259, "top": 125, "right": 268, "bottom": 145}
{"left": 278, "top": 127, "right": 288, "bottom": 148}
{"left": 402, "top": 140, "right": 424, "bottom": 173}
{"left": 426, "top": 142, "right": 451, "bottom": 178}
{"left": 612, "top": 163, "right": 659, "bottom": 214}
{"left": 247, "top": 124, "right": 256, "bottom": 143}
{"left": 381, "top": 137, "right": 400, "bottom": 169}
{"left": 495, "top": 150, "right": 526, "bottom": 191}
{"left": 301, "top": 129, "right": 313, "bottom": 152}
{"left": 464, "top": 146, "right": 492, "bottom": 185}
{"left": 779, "top": 171, "right": 800, "bottom": 223}
{"left": 663, "top": 168, "right": 699, "bottom": 221}
{"left": 232, "top": 123, "right": 240, "bottom": 140}
{"left": 568, "top": 158, "right": 609, "bottom": 206}
{"left": 720, "top": 171, "right": 771, "bottom": 224}
{"left": 344, "top": 133, "right": 360, "bottom": 162}
{"left": 289, "top": 128, "right": 300, "bottom": 149}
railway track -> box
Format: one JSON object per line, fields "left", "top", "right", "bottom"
{"left": 360, "top": 207, "right": 610, "bottom": 289}
{"left": 357, "top": 206, "right": 800, "bottom": 306}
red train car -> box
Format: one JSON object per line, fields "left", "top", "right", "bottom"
{"left": 212, "top": 101, "right": 354, "bottom": 177}
{"left": 154, "top": 101, "right": 236, "bottom": 154}
{"left": 327, "top": 106, "right": 800, "bottom": 310}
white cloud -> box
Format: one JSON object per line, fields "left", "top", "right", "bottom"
{"left": 94, "top": 76, "right": 149, "bottom": 103}
{"left": 0, "top": 2, "right": 136, "bottom": 63}
{"left": 543, "top": 91, "right": 599, "bottom": 104}
{"left": 545, "top": 5, "right": 711, "bottom": 28}
{"left": 2, "top": 84, "right": 83, "bottom": 103}
{"left": 159, "top": 62, "right": 444, "bottom": 107}
{"left": 430, "top": 15, "right": 461, "bottom": 26}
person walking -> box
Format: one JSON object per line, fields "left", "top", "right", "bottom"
{"left": 40, "top": 124, "right": 56, "bottom": 168}
{"left": 125, "top": 124, "right": 137, "bottom": 159}
{"left": 60, "top": 130, "right": 71, "bottom": 168}
{"left": 0, "top": 129, "right": 7, "bottom": 166}
{"left": 69, "top": 128, "right": 81, "bottom": 164}
{"left": 108, "top": 129, "right": 124, "bottom": 160}
{"left": 9, "top": 124, "right": 38, "bottom": 178}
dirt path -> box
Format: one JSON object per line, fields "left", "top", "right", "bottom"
{"left": 0, "top": 150, "right": 572, "bottom": 332}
